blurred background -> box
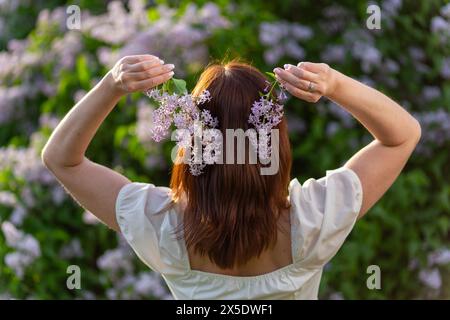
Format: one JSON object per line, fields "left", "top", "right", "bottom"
{"left": 0, "top": 0, "right": 449, "bottom": 299}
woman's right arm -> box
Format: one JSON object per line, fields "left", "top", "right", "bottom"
{"left": 274, "top": 62, "right": 421, "bottom": 218}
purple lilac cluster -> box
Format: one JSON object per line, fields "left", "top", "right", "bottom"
{"left": 1, "top": 221, "right": 41, "bottom": 279}
{"left": 412, "top": 108, "right": 450, "bottom": 157}
{"left": 431, "top": 3, "right": 450, "bottom": 44}
{"left": 0, "top": 1, "right": 228, "bottom": 127}
{"left": 85, "top": 1, "right": 229, "bottom": 76}
{"left": 145, "top": 88, "right": 219, "bottom": 175}
{"left": 93, "top": 235, "right": 171, "bottom": 300}
{"left": 259, "top": 21, "right": 313, "bottom": 65}
{"left": 409, "top": 248, "right": 450, "bottom": 295}
{"left": 248, "top": 90, "right": 285, "bottom": 160}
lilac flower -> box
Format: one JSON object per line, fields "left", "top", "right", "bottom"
{"left": 199, "top": 3, "right": 230, "bottom": 29}
{"left": 428, "top": 248, "right": 450, "bottom": 266}
{"left": 259, "top": 22, "right": 289, "bottom": 45}
{"left": 196, "top": 90, "right": 212, "bottom": 105}
{"left": 0, "top": 191, "right": 17, "bottom": 207}
{"left": 320, "top": 5, "right": 351, "bottom": 34}
{"left": 343, "top": 29, "right": 382, "bottom": 73}
{"left": 134, "top": 272, "right": 169, "bottom": 298}
{"left": 441, "top": 3, "right": 450, "bottom": 18}
{"left": 200, "top": 109, "right": 218, "bottom": 128}
{"left": 326, "top": 122, "right": 340, "bottom": 137}
{"left": 51, "top": 32, "right": 83, "bottom": 71}
{"left": 39, "top": 114, "right": 60, "bottom": 130}
{"left": 290, "top": 23, "right": 313, "bottom": 40}
{"left": 259, "top": 21, "right": 313, "bottom": 65}
{"left": 10, "top": 206, "right": 27, "bottom": 226}
{"left": 248, "top": 94, "right": 284, "bottom": 160}
{"left": 277, "top": 87, "right": 288, "bottom": 102}
{"left": 263, "top": 47, "right": 284, "bottom": 66}
{"left": 97, "top": 248, "right": 133, "bottom": 274}
{"left": 21, "top": 187, "right": 35, "bottom": 208}
{"left": 385, "top": 59, "right": 399, "bottom": 74}
{"left": 1, "top": 221, "right": 22, "bottom": 245}
{"left": 1, "top": 221, "right": 41, "bottom": 278}
{"left": 419, "top": 268, "right": 442, "bottom": 290}
{"left": 136, "top": 99, "right": 157, "bottom": 145}
{"left": 356, "top": 44, "right": 381, "bottom": 73}
{"left": 284, "top": 41, "right": 305, "bottom": 60}
{"left": 146, "top": 89, "right": 179, "bottom": 141}
{"left": 382, "top": 0, "right": 402, "bottom": 16}
{"left": 408, "top": 47, "right": 425, "bottom": 61}
{"left": 422, "top": 86, "right": 441, "bottom": 102}
{"left": 114, "top": 2, "right": 229, "bottom": 76}
{"left": 202, "top": 128, "right": 222, "bottom": 165}
{"left": 440, "top": 57, "right": 450, "bottom": 79}
{"left": 145, "top": 87, "right": 218, "bottom": 175}
{"left": 321, "top": 45, "right": 346, "bottom": 63}
{"left": 413, "top": 108, "right": 450, "bottom": 156}
{"left": 5, "top": 252, "right": 34, "bottom": 279}
{"left": 59, "top": 239, "right": 84, "bottom": 259}
{"left": 327, "top": 101, "right": 355, "bottom": 128}
{"left": 431, "top": 16, "right": 449, "bottom": 33}
{"left": 329, "top": 292, "right": 345, "bottom": 300}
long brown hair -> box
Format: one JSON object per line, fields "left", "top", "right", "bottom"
{"left": 170, "top": 61, "right": 292, "bottom": 269}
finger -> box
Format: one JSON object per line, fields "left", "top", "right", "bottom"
{"left": 125, "top": 64, "right": 175, "bottom": 81}
{"left": 285, "top": 64, "right": 319, "bottom": 82}
{"left": 297, "top": 61, "right": 322, "bottom": 73}
{"left": 274, "top": 67, "right": 318, "bottom": 91}
{"left": 132, "top": 71, "right": 174, "bottom": 91}
{"left": 274, "top": 67, "right": 303, "bottom": 87}
{"left": 283, "top": 65, "right": 325, "bottom": 94}
{"left": 275, "top": 70, "right": 309, "bottom": 91}
{"left": 122, "top": 54, "right": 159, "bottom": 64}
{"left": 279, "top": 79, "right": 321, "bottom": 103}
{"left": 124, "top": 59, "right": 164, "bottom": 72}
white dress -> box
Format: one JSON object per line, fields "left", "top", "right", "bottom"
{"left": 115, "top": 166, "right": 363, "bottom": 300}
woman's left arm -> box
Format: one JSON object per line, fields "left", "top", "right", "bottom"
{"left": 42, "top": 54, "right": 174, "bottom": 231}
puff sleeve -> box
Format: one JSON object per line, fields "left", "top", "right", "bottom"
{"left": 289, "top": 167, "right": 363, "bottom": 268}
{"left": 115, "top": 182, "right": 187, "bottom": 276}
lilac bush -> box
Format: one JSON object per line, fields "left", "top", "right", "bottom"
{"left": 0, "top": 0, "right": 449, "bottom": 300}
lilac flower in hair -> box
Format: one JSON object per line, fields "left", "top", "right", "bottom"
{"left": 145, "top": 80, "right": 218, "bottom": 176}
{"left": 248, "top": 77, "right": 285, "bottom": 160}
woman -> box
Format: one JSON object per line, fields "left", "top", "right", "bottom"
{"left": 42, "top": 55, "right": 421, "bottom": 299}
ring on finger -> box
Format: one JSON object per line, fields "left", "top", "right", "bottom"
{"left": 307, "top": 81, "right": 315, "bottom": 92}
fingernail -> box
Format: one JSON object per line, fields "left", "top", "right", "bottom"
{"left": 273, "top": 68, "right": 281, "bottom": 74}
{"left": 169, "top": 71, "right": 174, "bottom": 76}
{"left": 159, "top": 59, "right": 164, "bottom": 64}
{"left": 167, "top": 64, "right": 175, "bottom": 69}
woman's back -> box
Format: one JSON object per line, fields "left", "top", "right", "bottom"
{"left": 115, "top": 167, "right": 363, "bottom": 299}
{"left": 187, "top": 207, "right": 293, "bottom": 277}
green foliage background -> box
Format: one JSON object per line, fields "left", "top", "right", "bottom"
{"left": 0, "top": 0, "right": 449, "bottom": 299}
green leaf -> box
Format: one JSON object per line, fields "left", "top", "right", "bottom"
{"left": 172, "top": 78, "right": 187, "bottom": 94}
{"left": 265, "top": 72, "right": 276, "bottom": 80}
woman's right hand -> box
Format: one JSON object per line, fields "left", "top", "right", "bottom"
{"left": 273, "top": 62, "right": 339, "bottom": 103}
{"left": 107, "top": 54, "right": 175, "bottom": 97}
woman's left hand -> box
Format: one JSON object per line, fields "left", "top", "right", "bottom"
{"left": 273, "top": 62, "right": 338, "bottom": 103}
{"left": 108, "top": 54, "right": 175, "bottom": 97}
